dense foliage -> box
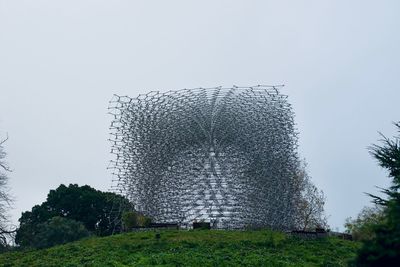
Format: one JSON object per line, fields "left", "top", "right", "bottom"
{"left": 0, "top": 229, "right": 359, "bottom": 266}
{"left": 344, "top": 205, "right": 384, "bottom": 241}
{"left": 355, "top": 122, "right": 400, "bottom": 266}
{"left": 122, "top": 211, "right": 151, "bottom": 231}
{"left": 15, "top": 184, "right": 132, "bottom": 247}
{"left": 26, "top": 216, "right": 90, "bottom": 249}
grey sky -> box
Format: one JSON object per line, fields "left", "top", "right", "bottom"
{"left": 0, "top": 0, "right": 399, "bottom": 230}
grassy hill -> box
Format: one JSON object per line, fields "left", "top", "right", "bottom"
{"left": 0, "top": 230, "right": 359, "bottom": 267}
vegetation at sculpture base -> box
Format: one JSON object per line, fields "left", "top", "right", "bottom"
{"left": 0, "top": 229, "right": 359, "bottom": 267}
{"left": 15, "top": 184, "right": 132, "bottom": 248}
{"left": 351, "top": 122, "right": 400, "bottom": 266}
{"left": 122, "top": 211, "right": 152, "bottom": 231}
{"left": 294, "top": 161, "right": 328, "bottom": 231}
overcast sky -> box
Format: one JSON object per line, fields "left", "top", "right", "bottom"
{"left": 0, "top": 0, "right": 399, "bottom": 230}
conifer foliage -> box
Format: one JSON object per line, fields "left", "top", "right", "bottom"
{"left": 355, "top": 122, "right": 400, "bottom": 266}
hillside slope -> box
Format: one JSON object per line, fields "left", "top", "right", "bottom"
{"left": 0, "top": 230, "right": 359, "bottom": 267}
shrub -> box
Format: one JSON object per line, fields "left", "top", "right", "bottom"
{"left": 344, "top": 205, "right": 384, "bottom": 241}
{"left": 121, "top": 211, "right": 151, "bottom": 230}
{"left": 136, "top": 214, "right": 151, "bottom": 227}
{"left": 122, "top": 211, "right": 137, "bottom": 231}
{"left": 29, "top": 216, "right": 90, "bottom": 248}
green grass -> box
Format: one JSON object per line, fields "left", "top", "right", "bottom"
{"left": 0, "top": 230, "right": 359, "bottom": 267}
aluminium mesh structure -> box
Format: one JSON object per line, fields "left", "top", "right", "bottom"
{"left": 109, "top": 86, "right": 301, "bottom": 230}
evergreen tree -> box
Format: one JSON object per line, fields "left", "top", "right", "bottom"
{"left": 355, "top": 122, "right": 400, "bottom": 266}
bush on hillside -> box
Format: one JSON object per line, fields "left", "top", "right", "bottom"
{"left": 29, "top": 216, "right": 90, "bottom": 248}
{"left": 122, "top": 211, "right": 151, "bottom": 231}
{"left": 344, "top": 205, "right": 384, "bottom": 241}
{"left": 136, "top": 214, "right": 152, "bottom": 227}
{"left": 122, "top": 211, "right": 137, "bottom": 231}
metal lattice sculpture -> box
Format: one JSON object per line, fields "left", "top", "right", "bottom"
{"left": 109, "top": 86, "right": 300, "bottom": 229}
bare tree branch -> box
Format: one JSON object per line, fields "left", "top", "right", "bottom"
{"left": 0, "top": 134, "right": 14, "bottom": 248}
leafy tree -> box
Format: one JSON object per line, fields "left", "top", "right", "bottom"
{"left": 294, "top": 161, "right": 328, "bottom": 231}
{"left": 344, "top": 205, "right": 384, "bottom": 241}
{"left": 15, "top": 205, "right": 55, "bottom": 247}
{"left": 16, "top": 184, "right": 132, "bottom": 247}
{"left": 355, "top": 122, "right": 400, "bottom": 266}
{"left": 136, "top": 213, "right": 152, "bottom": 227}
{"left": 0, "top": 135, "right": 15, "bottom": 250}
{"left": 121, "top": 211, "right": 137, "bottom": 231}
{"left": 121, "top": 211, "right": 152, "bottom": 231}
{"left": 29, "top": 216, "right": 90, "bottom": 248}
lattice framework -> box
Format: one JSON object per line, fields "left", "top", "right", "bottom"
{"left": 109, "top": 86, "right": 300, "bottom": 229}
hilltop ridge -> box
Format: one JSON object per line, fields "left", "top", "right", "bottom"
{"left": 0, "top": 229, "right": 359, "bottom": 267}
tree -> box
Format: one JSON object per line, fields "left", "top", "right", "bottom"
{"left": 136, "top": 213, "right": 152, "bottom": 227}
{"left": 0, "top": 135, "right": 14, "bottom": 250}
{"left": 121, "top": 211, "right": 152, "bottom": 231}
{"left": 28, "top": 216, "right": 90, "bottom": 249}
{"left": 355, "top": 122, "right": 400, "bottom": 266}
{"left": 15, "top": 184, "right": 132, "bottom": 247}
{"left": 121, "top": 211, "right": 138, "bottom": 231}
{"left": 295, "top": 161, "right": 328, "bottom": 231}
{"left": 344, "top": 205, "right": 384, "bottom": 241}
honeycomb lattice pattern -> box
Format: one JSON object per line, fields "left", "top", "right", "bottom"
{"left": 109, "top": 86, "right": 300, "bottom": 229}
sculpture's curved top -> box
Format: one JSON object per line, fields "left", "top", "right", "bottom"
{"left": 109, "top": 85, "right": 300, "bottom": 229}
